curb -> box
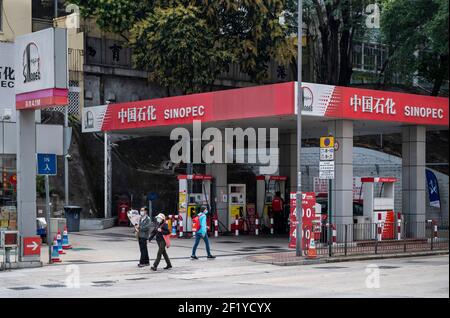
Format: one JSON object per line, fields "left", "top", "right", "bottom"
{"left": 249, "top": 250, "right": 449, "bottom": 266}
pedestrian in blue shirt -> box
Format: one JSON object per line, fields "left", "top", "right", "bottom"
{"left": 191, "top": 207, "right": 216, "bottom": 260}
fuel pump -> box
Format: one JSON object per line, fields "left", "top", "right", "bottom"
{"left": 256, "top": 175, "right": 287, "bottom": 228}
{"left": 360, "top": 177, "right": 399, "bottom": 240}
{"left": 177, "top": 174, "right": 212, "bottom": 232}
{"left": 228, "top": 184, "right": 246, "bottom": 231}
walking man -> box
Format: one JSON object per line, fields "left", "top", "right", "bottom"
{"left": 136, "top": 207, "right": 151, "bottom": 267}
{"left": 191, "top": 207, "right": 216, "bottom": 260}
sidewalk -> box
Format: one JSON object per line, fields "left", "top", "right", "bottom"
{"left": 247, "top": 250, "right": 450, "bottom": 266}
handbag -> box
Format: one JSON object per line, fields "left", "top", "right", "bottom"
{"left": 163, "top": 234, "right": 171, "bottom": 248}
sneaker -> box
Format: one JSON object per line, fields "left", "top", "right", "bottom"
{"left": 164, "top": 265, "right": 172, "bottom": 270}
{"left": 191, "top": 255, "right": 198, "bottom": 260}
{"left": 207, "top": 255, "right": 216, "bottom": 259}
{"left": 138, "top": 263, "right": 146, "bottom": 268}
{"left": 150, "top": 266, "right": 157, "bottom": 271}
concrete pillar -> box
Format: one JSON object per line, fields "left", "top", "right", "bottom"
{"left": 206, "top": 164, "right": 228, "bottom": 231}
{"left": 16, "top": 110, "right": 38, "bottom": 262}
{"left": 402, "top": 125, "right": 426, "bottom": 237}
{"left": 279, "top": 131, "right": 297, "bottom": 193}
{"left": 328, "top": 120, "right": 354, "bottom": 240}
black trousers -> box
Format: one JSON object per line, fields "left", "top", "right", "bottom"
{"left": 138, "top": 238, "right": 149, "bottom": 265}
{"left": 153, "top": 239, "right": 171, "bottom": 268}
{"left": 273, "top": 212, "right": 285, "bottom": 234}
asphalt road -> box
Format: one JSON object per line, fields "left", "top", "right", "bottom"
{"left": 0, "top": 254, "right": 448, "bottom": 298}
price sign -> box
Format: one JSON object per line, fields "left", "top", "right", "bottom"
{"left": 289, "top": 192, "right": 316, "bottom": 249}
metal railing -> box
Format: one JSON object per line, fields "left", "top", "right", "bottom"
{"left": 307, "top": 220, "right": 449, "bottom": 257}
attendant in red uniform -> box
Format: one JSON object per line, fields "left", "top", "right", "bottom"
{"left": 271, "top": 191, "right": 285, "bottom": 234}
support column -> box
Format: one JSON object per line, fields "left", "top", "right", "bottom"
{"left": 206, "top": 164, "right": 228, "bottom": 231}
{"left": 402, "top": 125, "right": 426, "bottom": 237}
{"left": 104, "top": 132, "right": 112, "bottom": 219}
{"left": 328, "top": 120, "right": 354, "bottom": 234}
{"left": 16, "top": 110, "right": 38, "bottom": 262}
{"left": 279, "top": 132, "right": 297, "bottom": 193}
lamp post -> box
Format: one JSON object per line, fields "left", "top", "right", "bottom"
{"left": 295, "top": 0, "right": 303, "bottom": 257}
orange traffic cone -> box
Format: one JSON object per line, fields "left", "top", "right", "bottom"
{"left": 307, "top": 236, "right": 317, "bottom": 259}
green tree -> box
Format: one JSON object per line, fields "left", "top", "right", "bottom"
{"left": 72, "top": 0, "right": 296, "bottom": 93}
{"left": 381, "top": 0, "right": 449, "bottom": 95}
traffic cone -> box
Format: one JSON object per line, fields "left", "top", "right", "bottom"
{"left": 51, "top": 236, "right": 62, "bottom": 263}
{"left": 307, "top": 236, "right": 317, "bottom": 259}
{"left": 57, "top": 230, "right": 65, "bottom": 254}
{"left": 62, "top": 226, "right": 72, "bottom": 250}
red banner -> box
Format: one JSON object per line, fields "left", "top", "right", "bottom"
{"left": 289, "top": 192, "right": 316, "bottom": 250}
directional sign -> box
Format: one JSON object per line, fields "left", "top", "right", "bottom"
{"left": 320, "top": 148, "right": 334, "bottom": 161}
{"left": 23, "top": 236, "right": 41, "bottom": 256}
{"left": 37, "top": 153, "right": 57, "bottom": 175}
{"left": 319, "top": 170, "right": 335, "bottom": 180}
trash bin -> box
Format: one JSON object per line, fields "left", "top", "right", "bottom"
{"left": 64, "top": 206, "right": 82, "bottom": 232}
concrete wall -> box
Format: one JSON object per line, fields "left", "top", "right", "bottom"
{"left": 0, "top": 0, "right": 32, "bottom": 42}
{"left": 298, "top": 147, "right": 449, "bottom": 221}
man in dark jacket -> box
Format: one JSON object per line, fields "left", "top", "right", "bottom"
{"left": 149, "top": 213, "right": 172, "bottom": 271}
{"left": 136, "top": 207, "right": 151, "bottom": 267}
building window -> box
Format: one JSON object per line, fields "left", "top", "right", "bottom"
{"left": 0, "top": 0, "right": 3, "bottom": 32}
{"left": 352, "top": 42, "right": 387, "bottom": 73}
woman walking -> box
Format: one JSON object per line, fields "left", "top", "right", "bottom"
{"left": 149, "top": 213, "right": 172, "bottom": 271}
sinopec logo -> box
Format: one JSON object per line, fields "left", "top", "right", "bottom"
{"left": 303, "top": 86, "right": 313, "bottom": 112}
{"left": 22, "top": 43, "right": 41, "bottom": 83}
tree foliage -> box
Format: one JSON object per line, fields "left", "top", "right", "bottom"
{"left": 381, "top": 0, "right": 449, "bottom": 95}
{"left": 72, "top": 0, "right": 296, "bottom": 94}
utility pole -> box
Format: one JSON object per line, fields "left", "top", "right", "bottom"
{"left": 295, "top": 0, "right": 303, "bottom": 257}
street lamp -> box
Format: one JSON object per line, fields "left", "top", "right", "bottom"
{"left": 295, "top": 0, "right": 303, "bottom": 257}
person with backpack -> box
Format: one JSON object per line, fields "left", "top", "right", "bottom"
{"left": 191, "top": 207, "right": 216, "bottom": 260}
{"left": 136, "top": 207, "right": 151, "bottom": 267}
{"left": 271, "top": 191, "right": 285, "bottom": 234}
{"left": 149, "top": 213, "right": 172, "bottom": 271}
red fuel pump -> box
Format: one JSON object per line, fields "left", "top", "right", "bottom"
{"left": 118, "top": 201, "right": 130, "bottom": 226}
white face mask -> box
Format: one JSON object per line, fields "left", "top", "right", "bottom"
{"left": 156, "top": 218, "right": 163, "bottom": 224}
{"left": 140, "top": 211, "right": 145, "bottom": 216}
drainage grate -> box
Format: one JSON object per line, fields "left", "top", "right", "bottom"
{"left": 41, "top": 284, "right": 66, "bottom": 288}
{"left": 71, "top": 248, "right": 94, "bottom": 251}
{"left": 92, "top": 280, "right": 116, "bottom": 284}
{"left": 125, "top": 277, "right": 148, "bottom": 281}
{"left": 8, "top": 286, "right": 34, "bottom": 291}
{"left": 313, "top": 266, "right": 348, "bottom": 270}
{"left": 379, "top": 266, "right": 400, "bottom": 269}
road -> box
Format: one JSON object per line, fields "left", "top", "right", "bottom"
{"left": 0, "top": 254, "right": 448, "bottom": 297}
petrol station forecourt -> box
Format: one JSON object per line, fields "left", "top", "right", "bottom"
{"left": 82, "top": 81, "right": 449, "bottom": 242}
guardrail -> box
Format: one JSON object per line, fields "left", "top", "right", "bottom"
{"left": 308, "top": 220, "right": 449, "bottom": 257}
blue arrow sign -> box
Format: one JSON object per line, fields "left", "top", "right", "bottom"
{"left": 37, "top": 153, "right": 57, "bottom": 176}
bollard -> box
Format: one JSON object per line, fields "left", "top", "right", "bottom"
{"left": 235, "top": 215, "right": 239, "bottom": 236}
{"left": 255, "top": 218, "right": 259, "bottom": 236}
{"left": 214, "top": 218, "right": 219, "bottom": 238}
{"left": 171, "top": 215, "right": 178, "bottom": 238}
{"left": 179, "top": 218, "right": 184, "bottom": 238}
{"left": 270, "top": 217, "right": 274, "bottom": 235}
{"left": 397, "top": 213, "right": 402, "bottom": 241}
{"left": 377, "top": 213, "right": 382, "bottom": 242}
{"left": 332, "top": 224, "right": 337, "bottom": 246}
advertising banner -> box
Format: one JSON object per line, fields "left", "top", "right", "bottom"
{"left": 426, "top": 169, "right": 441, "bottom": 208}
{"left": 289, "top": 192, "right": 317, "bottom": 250}
{"left": 0, "top": 42, "right": 15, "bottom": 120}
{"left": 14, "top": 28, "right": 68, "bottom": 110}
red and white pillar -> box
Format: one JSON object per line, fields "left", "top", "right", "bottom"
{"left": 235, "top": 215, "right": 239, "bottom": 236}
{"left": 377, "top": 213, "right": 382, "bottom": 241}
{"left": 255, "top": 218, "right": 259, "bottom": 236}
{"left": 397, "top": 213, "right": 402, "bottom": 241}
{"left": 332, "top": 224, "right": 337, "bottom": 246}
{"left": 214, "top": 217, "right": 219, "bottom": 238}
{"left": 179, "top": 215, "right": 184, "bottom": 238}
{"left": 270, "top": 217, "right": 274, "bottom": 235}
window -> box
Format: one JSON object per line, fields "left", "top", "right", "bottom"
{"left": 352, "top": 42, "right": 387, "bottom": 72}
{"left": 0, "top": 0, "right": 3, "bottom": 32}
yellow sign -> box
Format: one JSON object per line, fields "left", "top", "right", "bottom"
{"left": 320, "top": 136, "right": 334, "bottom": 148}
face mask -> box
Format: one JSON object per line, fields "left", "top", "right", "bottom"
{"left": 140, "top": 211, "right": 145, "bottom": 216}
{"left": 156, "top": 218, "right": 163, "bottom": 224}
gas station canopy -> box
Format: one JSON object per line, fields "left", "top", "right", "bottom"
{"left": 82, "top": 81, "right": 449, "bottom": 136}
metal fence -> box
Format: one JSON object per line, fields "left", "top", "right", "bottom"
{"left": 309, "top": 220, "right": 449, "bottom": 257}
